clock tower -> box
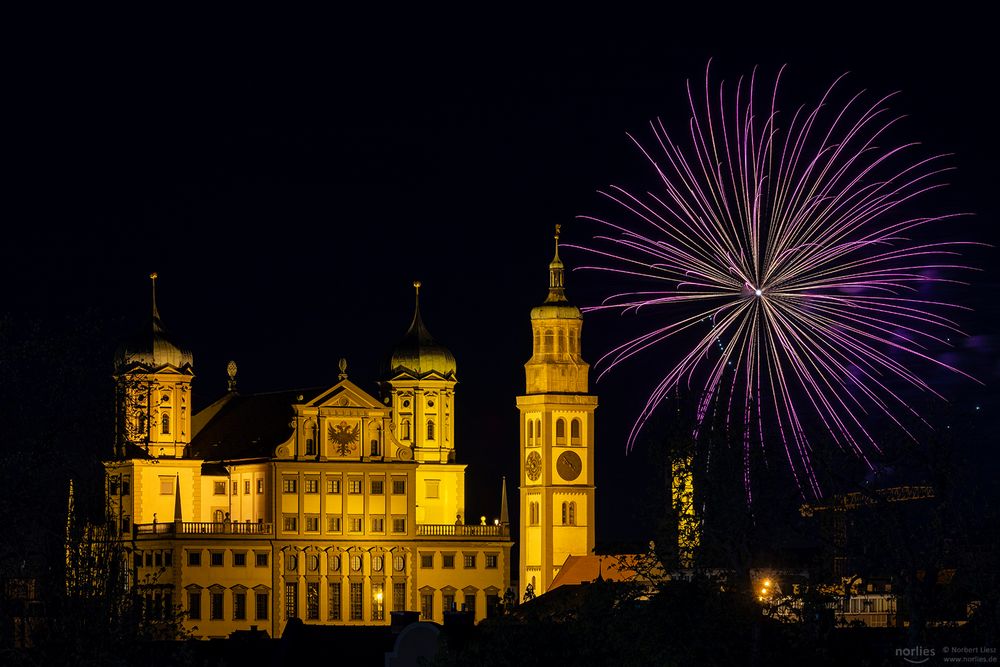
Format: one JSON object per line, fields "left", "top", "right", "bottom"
{"left": 517, "top": 226, "right": 597, "bottom": 597}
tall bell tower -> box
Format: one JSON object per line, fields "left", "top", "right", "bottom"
{"left": 517, "top": 226, "right": 597, "bottom": 597}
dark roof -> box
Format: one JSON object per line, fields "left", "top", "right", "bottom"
{"left": 190, "top": 388, "right": 325, "bottom": 460}
{"left": 384, "top": 294, "right": 456, "bottom": 380}
{"left": 114, "top": 313, "right": 194, "bottom": 373}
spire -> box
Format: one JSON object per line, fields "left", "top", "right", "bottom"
{"left": 226, "top": 360, "right": 238, "bottom": 392}
{"left": 500, "top": 476, "right": 509, "bottom": 526}
{"left": 173, "top": 474, "right": 183, "bottom": 523}
{"left": 150, "top": 272, "right": 164, "bottom": 331}
{"left": 545, "top": 224, "right": 568, "bottom": 303}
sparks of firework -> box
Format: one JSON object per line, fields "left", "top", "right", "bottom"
{"left": 568, "top": 62, "right": 982, "bottom": 500}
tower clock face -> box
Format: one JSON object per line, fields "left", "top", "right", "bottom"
{"left": 556, "top": 451, "right": 582, "bottom": 481}
{"left": 525, "top": 451, "right": 542, "bottom": 481}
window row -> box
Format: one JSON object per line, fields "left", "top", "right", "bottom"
{"left": 525, "top": 417, "right": 583, "bottom": 445}
{"left": 134, "top": 549, "right": 173, "bottom": 569}
{"left": 286, "top": 580, "right": 403, "bottom": 622}
{"left": 526, "top": 501, "right": 579, "bottom": 525}
{"left": 420, "top": 589, "right": 502, "bottom": 621}
{"left": 397, "top": 418, "right": 436, "bottom": 441}
{"left": 281, "top": 477, "right": 406, "bottom": 495}
{"left": 418, "top": 552, "right": 499, "bottom": 570}
{"left": 284, "top": 552, "right": 407, "bottom": 575}
{"left": 186, "top": 549, "right": 269, "bottom": 568}
{"left": 213, "top": 479, "right": 265, "bottom": 495}
{"left": 108, "top": 474, "right": 131, "bottom": 496}
{"left": 188, "top": 587, "right": 269, "bottom": 622}
{"left": 282, "top": 514, "right": 407, "bottom": 534}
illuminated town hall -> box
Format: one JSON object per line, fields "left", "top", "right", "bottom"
{"left": 102, "top": 236, "right": 597, "bottom": 638}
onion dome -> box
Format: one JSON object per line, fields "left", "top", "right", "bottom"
{"left": 114, "top": 273, "right": 193, "bottom": 372}
{"left": 386, "top": 281, "right": 457, "bottom": 380}
{"left": 531, "top": 225, "right": 583, "bottom": 321}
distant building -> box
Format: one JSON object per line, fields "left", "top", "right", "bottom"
{"left": 103, "top": 275, "right": 511, "bottom": 639}
{"left": 517, "top": 227, "right": 598, "bottom": 596}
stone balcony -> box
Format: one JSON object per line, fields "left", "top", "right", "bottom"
{"left": 131, "top": 521, "right": 511, "bottom": 540}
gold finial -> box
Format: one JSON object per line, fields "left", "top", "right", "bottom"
{"left": 338, "top": 357, "right": 348, "bottom": 381}
{"left": 226, "top": 360, "right": 238, "bottom": 392}
{"left": 555, "top": 224, "right": 561, "bottom": 242}
{"left": 413, "top": 280, "right": 421, "bottom": 294}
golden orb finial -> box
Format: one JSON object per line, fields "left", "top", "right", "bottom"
{"left": 413, "top": 280, "right": 421, "bottom": 293}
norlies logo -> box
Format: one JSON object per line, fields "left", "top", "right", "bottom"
{"left": 895, "top": 646, "right": 935, "bottom": 664}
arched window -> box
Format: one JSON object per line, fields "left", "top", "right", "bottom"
{"left": 214, "top": 509, "right": 225, "bottom": 522}
{"left": 569, "top": 502, "right": 577, "bottom": 526}
{"left": 527, "top": 420, "right": 534, "bottom": 444}
{"left": 533, "top": 329, "right": 540, "bottom": 350}
{"left": 570, "top": 419, "right": 581, "bottom": 445}
{"left": 529, "top": 502, "right": 539, "bottom": 526}
{"left": 544, "top": 329, "right": 554, "bottom": 352}
{"left": 536, "top": 419, "right": 542, "bottom": 443}
{"left": 556, "top": 328, "right": 565, "bottom": 353}
{"left": 561, "top": 502, "right": 568, "bottom": 525}
{"left": 427, "top": 420, "right": 436, "bottom": 441}
{"left": 161, "top": 413, "right": 170, "bottom": 435}
{"left": 569, "top": 329, "right": 578, "bottom": 354}
{"left": 401, "top": 419, "right": 411, "bottom": 440}
{"left": 555, "top": 418, "right": 566, "bottom": 445}
{"left": 370, "top": 439, "right": 380, "bottom": 457}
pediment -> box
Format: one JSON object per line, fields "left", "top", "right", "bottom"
{"left": 305, "top": 380, "right": 384, "bottom": 411}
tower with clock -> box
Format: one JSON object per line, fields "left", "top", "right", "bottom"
{"left": 516, "top": 226, "right": 598, "bottom": 597}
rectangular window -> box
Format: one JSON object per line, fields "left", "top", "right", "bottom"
{"left": 255, "top": 552, "right": 269, "bottom": 567}
{"left": 305, "top": 516, "right": 320, "bottom": 532}
{"left": 285, "top": 583, "right": 298, "bottom": 620}
{"left": 464, "top": 594, "right": 476, "bottom": 616}
{"left": 210, "top": 592, "right": 223, "bottom": 620}
{"left": 164, "top": 550, "right": 173, "bottom": 567}
{"left": 159, "top": 476, "right": 174, "bottom": 495}
{"left": 210, "top": 551, "right": 224, "bottom": 567}
{"left": 109, "top": 476, "right": 119, "bottom": 496}
{"left": 443, "top": 593, "right": 455, "bottom": 612}
{"left": 392, "top": 517, "right": 406, "bottom": 533}
{"left": 232, "top": 481, "right": 238, "bottom": 495}
{"left": 214, "top": 481, "right": 226, "bottom": 495}
{"left": 304, "top": 478, "right": 319, "bottom": 494}
{"left": 349, "top": 516, "right": 363, "bottom": 533}
{"left": 121, "top": 516, "right": 130, "bottom": 533}
{"left": 371, "top": 517, "right": 385, "bottom": 533}
{"left": 370, "top": 480, "right": 384, "bottom": 495}
{"left": 348, "top": 479, "right": 363, "bottom": 494}
{"left": 134, "top": 552, "right": 142, "bottom": 569}
{"left": 188, "top": 591, "right": 201, "bottom": 620}
{"left": 485, "top": 554, "right": 498, "bottom": 569}
{"left": 328, "top": 582, "right": 341, "bottom": 620}
{"left": 282, "top": 478, "right": 297, "bottom": 494}
{"left": 257, "top": 479, "right": 264, "bottom": 494}
{"left": 283, "top": 515, "right": 297, "bottom": 532}
{"left": 244, "top": 480, "right": 251, "bottom": 495}
{"left": 154, "top": 551, "right": 162, "bottom": 567}
{"left": 234, "top": 592, "right": 246, "bottom": 620}
{"left": 187, "top": 550, "right": 201, "bottom": 567}
{"left": 327, "top": 478, "right": 341, "bottom": 494}
{"left": 306, "top": 582, "right": 319, "bottom": 620}
{"left": 464, "top": 554, "right": 476, "bottom": 569}
{"left": 121, "top": 475, "right": 130, "bottom": 495}
{"left": 425, "top": 480, "right": 440, "bottom": 498}
{"left": 145, "top": 552, "right": 153, "bottom": 567}
{"left": 421, "top": 593, "right": 433, "bottom": 620}
{"left": 233, "top": 551, "right": 247, "bottom": 567}
{"left": 305, "top": 438, "right": 316, "bottom": 456}
{"left": 392, "top": 479, "right": 406, "bottom": 495}
{"left": 442, "top": 554, "right": 455, "bottom": 569}
{"left": 393, "top": 582, "right": 406, "bottom": 612}
{"left": 420, "top": 553, "right": 434, "bottom": 569}
{"left": 350, "top": 582, "right": 363, "bottom": 621}
{"left": 256, "top": 592, "right": 268, "bottom": 620}
{"left": 328, "top": 515, "right": 342, "bottom": 532}
{"left": 372, "top": 583, "right": 384, "bottom": 621}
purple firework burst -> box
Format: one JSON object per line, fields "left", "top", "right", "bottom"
{"left": 569, "top": 63, "right": 981, "bottom": 500}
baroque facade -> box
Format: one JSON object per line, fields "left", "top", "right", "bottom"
{"left": 105, "top": 276, "right": 512, "bottom": 639}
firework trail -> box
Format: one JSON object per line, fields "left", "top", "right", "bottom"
{"left": 569, "top": 63, "right": 980, "bottom": 499}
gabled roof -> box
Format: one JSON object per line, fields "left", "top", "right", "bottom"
{"left": 548, "top": 555, "right": 640, "bottom": 591}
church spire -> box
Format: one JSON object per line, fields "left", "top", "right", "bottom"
{"left": 500, "top": 476, "right": 509, "bottom": 527}
{"left": 545, "top": 224, "right": 567, "bottom": 304}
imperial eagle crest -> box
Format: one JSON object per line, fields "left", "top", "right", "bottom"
{"left": 328, "top": 421, "right": 360, "bottom": 456}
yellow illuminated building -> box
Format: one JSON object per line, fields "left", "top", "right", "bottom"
{"left": 104, "top": 276, "right": 511, "bottom": 639}
{"left": 517, "top": 227, "right": 598, "bottom": 596}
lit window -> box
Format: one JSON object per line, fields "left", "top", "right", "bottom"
{"left": 371, "top": 517, "right": 385, "bottom": 533}
{"left": 329, "top": 555, "right": 341, "bottom": 572}
{"left": 282, "top": 478, "right": 297, "bottom": 494}
{"left": 159, "top": 476, "right": 174, "bottom": 495}
{"left": 304, "top": 479, "right": 319, "bottom": 494}
{"left": 464, "top": 554, "right": 476, "bottom": 569}
{"left": 305, "top": 516, "right": 320, "bottom": 532}
{"left": 327, "top": 478, "right": 341, "bottom": 494}
{"left": 328, "top": 515, "right": 342, "bottom": 532}
{"left": 372, "top": 583, "right": 384, "bottom": 621}
{"left": 256, "top": 479, "right": 264, "bottom": 494}
{"left": 350, "top": 582, "right": 363, "bottom": 621}
{"left": 348, "top": 479, "right": 362, "bottom": 494}
{"left": 283, "top": 515, "right": 297, "bottom": 532}
{"left": 485, "top": 554, "right": 498, "bottom": 569}
{"left": 392, "top": 479, "right": 406, "bottom": 495}
{"left": 286, "top": 554, "right": 298, "bottom": 572}
{"left": 392, "top": 517, "right": 406, "bottom": 533}
{"left": 285, "top": 583, "right": 298, "bottom": 620}
{"left": 351, "top": 555, "right": 363, "bottom": 572}
{"left": 307, "top": 554, "right": 320, "bottom": 572}
{"left": 349, "top": 517, "right": 363, "bottom": 533}
{"left": 393, "top": 555, "right": 405, "bottom": 572}
{"left": 372, "top": 555, "right": 384, "bottom": 572}
{"left": 214, "top": 481, "right": 226, "bottom": 495}
{"left": 306, "top": 582, "right": 319, "bottom": 620}
{"left": 328, "top": 582, "right": 341, "bottom": 621}
{"left": 244, "top": 480, "right": 250, "bottom": 495}
{"left": 370, "top": 480, "right": 384, "bottom": 495}
{"left": 232, "top": 481, "right": 238, "bottom": 495}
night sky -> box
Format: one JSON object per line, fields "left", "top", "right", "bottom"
{"left": 5, "top": 17, "right": 998, "bottom": 547}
